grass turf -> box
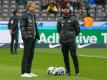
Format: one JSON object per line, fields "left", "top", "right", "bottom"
{"left": 0, "top": 48, "right": 107, "bottom": 80}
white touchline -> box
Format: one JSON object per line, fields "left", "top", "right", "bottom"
{"left": 79, "top": 55, "right": 107, "bottom": 59}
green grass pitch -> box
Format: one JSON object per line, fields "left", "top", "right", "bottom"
{"left": 0, "top": 48, "right": 107, "bottom": 80}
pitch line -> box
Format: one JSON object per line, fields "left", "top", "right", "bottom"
{"left": 79, "top": 55, "right": 107, "bottom": 59}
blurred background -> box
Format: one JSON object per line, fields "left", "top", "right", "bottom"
{"left": 0, "top": 1, "right": 107, "bottom": 80}
{"left": 0, "top": 0, "right": 107, "bottom": 48}
{"left": 0, "top": 0, "right": 106, "bottom": 21}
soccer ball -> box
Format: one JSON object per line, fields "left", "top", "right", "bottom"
{"left": 47, "top": 67, "right": 59, "bottom": 75}
{"left": 47, "top": 67, "right": 65, "bottom": 75}
{"left": 47, "top": 67, "right": 54, "bottom": 75}
{"left": 58, "top": 67, "right": 65, "bottom": 75}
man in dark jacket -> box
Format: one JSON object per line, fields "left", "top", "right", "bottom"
{"left": 8, "top": 9, "right": 20, "bottom": 54}
{"left": 57, "top": 6, "right": 80, "bottom": 76}
{"left": 20, "top": 1, "right": 39, "bottom": 78}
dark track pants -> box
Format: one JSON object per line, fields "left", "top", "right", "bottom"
{"left": 61, "top": 43, "right": 79, "bottom": 74}
{"left": 10, "top": 33, "right": 18, "bottom": 53}
{"left": 21, "top": 38, "right": 36, "bottom": 74}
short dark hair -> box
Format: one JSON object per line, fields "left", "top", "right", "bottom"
{"left": 13, "top": 9, "right": 18, "bottom": 15}
{"left": 62, "top": 6, "right": 70, "bottom": 10}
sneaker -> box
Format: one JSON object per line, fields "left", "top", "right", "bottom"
{"left": 76, "top": 73, "right": 80, "bottom": 77}
{"left": 21, "top": 73, "right": 32, "bottom": 78}
{"left": 64, "top": 73, "right": 71, "bottom": 76}
{"left": 14, "top": 51, "right": 17, "bottom": 54}
{"left": 29, "top": 73, "right": 38, "bottom": 77}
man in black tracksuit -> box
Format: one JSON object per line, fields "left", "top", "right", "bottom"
{"left": 57, "top": 6, "right": 80, "bottom": 76}
{"left": 8, "top": 10, "right": 20, "bottom": 54}
{"left": 20, "top": 1, "right": 39, "bottom": 77}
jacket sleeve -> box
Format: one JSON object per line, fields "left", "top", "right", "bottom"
{"left": 57, "top": 19, "right": 61, "bottom": 33}
{"left": 8, "top": 17, "right": 14, "bottom": 30}
{"left": 20, "top": 13, "right": 28, "bottom": 38}
{"left": 74, "top": 17, "right": 80, "bottom": 36}
{"left": 8, "top": 18, "right": 11, "bottom": 29}
{"left": 35, "top": 22, "right": 40, "bottom": 40}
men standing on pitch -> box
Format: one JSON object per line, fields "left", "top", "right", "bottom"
{"left": 57, "top": 6, "right": 80, "bottom": 76}
{"left": 20, "top": 1, "right": 39, "bottom": 77}
{"left": 8, "top": 9, "right": 20, "bottom": 54}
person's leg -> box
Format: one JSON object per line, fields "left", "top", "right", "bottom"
{"left": 69, "top": 43, "right": 79, "bottom": 75}
{"left": 10, "top": 34, "right": 15, "bottom": 53}
{"left": 21, "top": 38, "right": 31, "bottom": 74}
{"left": 14, "top": 33, "right": 19, "bottom": 53}
{"left": 27, "top": 39, "right": 36, "bottom": 73}
{"left": 61, "top": 44, "right": 70, "bottom": 74}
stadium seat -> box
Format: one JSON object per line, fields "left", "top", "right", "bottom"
{"left": 0, "top": 0, "right": 107, "bottom": 21}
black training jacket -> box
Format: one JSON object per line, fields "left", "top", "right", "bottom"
{"left": 57, "top": 13, "right": 80, "bottom": 43}
{"left": 20, "top": 11, "right": 39, "bottom": 40}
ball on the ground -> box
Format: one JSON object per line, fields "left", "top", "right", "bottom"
{"left": 47, "top": 67, "right": 59, "bottom": 75}
{"left": 58, "top": 67, "right": 65, "bottom": 75}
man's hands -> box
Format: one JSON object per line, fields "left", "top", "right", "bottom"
{"left": 9, "top": 29, "right": 12, "bottom": 34}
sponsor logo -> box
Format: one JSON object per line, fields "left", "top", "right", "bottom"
{"left": 0, "top": 43, "right": 4, "bottom": 46}
{"left": 77, "top": 43, "right": 92, "bottom": 48}
{"left": 49, "top": 43, "right": 60, "bottom": 48}
{"left": 49, "top": 43, "right": 92, "bottom": 48}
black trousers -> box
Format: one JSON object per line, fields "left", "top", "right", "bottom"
{"left": 21, "top": 38, "right": 36, "bottom": 74}
{"left": 61, "top": 42, "right": 79, "bottom": 74}
{"left": 10, "top": 33, "right": 18, "bottom": 53}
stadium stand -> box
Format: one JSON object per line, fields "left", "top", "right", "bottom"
{"left": 0, "top": 0, "right": 107, "bottom": 21}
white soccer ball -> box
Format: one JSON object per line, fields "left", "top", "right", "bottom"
{"left": 47, "top": 67, "right": 54, "bottom": 75}
{"left": 47, "top": 67, "right": 59, "bottom": 75}
{"left": 58, "top": 67, "right": 65, "bottom": 75}
{"left": 52, "top": 67, "right": 59, "bottom": 75}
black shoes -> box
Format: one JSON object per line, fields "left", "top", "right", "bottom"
{"left": 11, "top": 51, "right": 17, "bottom": 54}
{"left": 14, "top": 51, "right": 17, "bottom": 54}
{"left": 64, "top": 72, "right": 80, "bottom": 76}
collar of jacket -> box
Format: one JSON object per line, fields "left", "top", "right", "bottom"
{"left": 13, "top": 15, "right": 19, "bottom": 18}
{"left": 62, "top": 13, "right": 74, "bottom": 19}
{"left": 26, "top": 11, "right": 35, "bottom": 16}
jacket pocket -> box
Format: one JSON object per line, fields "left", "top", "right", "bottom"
{"left": 59, "top": 31, "right": 66, "bottom": 41}
{"left": 65, "top": 31, "right": 76, "bottom": 43}
{"left": 66, "top": 31, "right": 76, "bottom": 38}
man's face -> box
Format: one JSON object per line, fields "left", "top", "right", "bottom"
{"left": 63, "top": 8, "right": 70, "bottom": 14}
{"left": 28, "top": 4, "right": 36, "bottom": 13}
{"left": 16, "top": 12, "right": 20, "bottom": 16}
